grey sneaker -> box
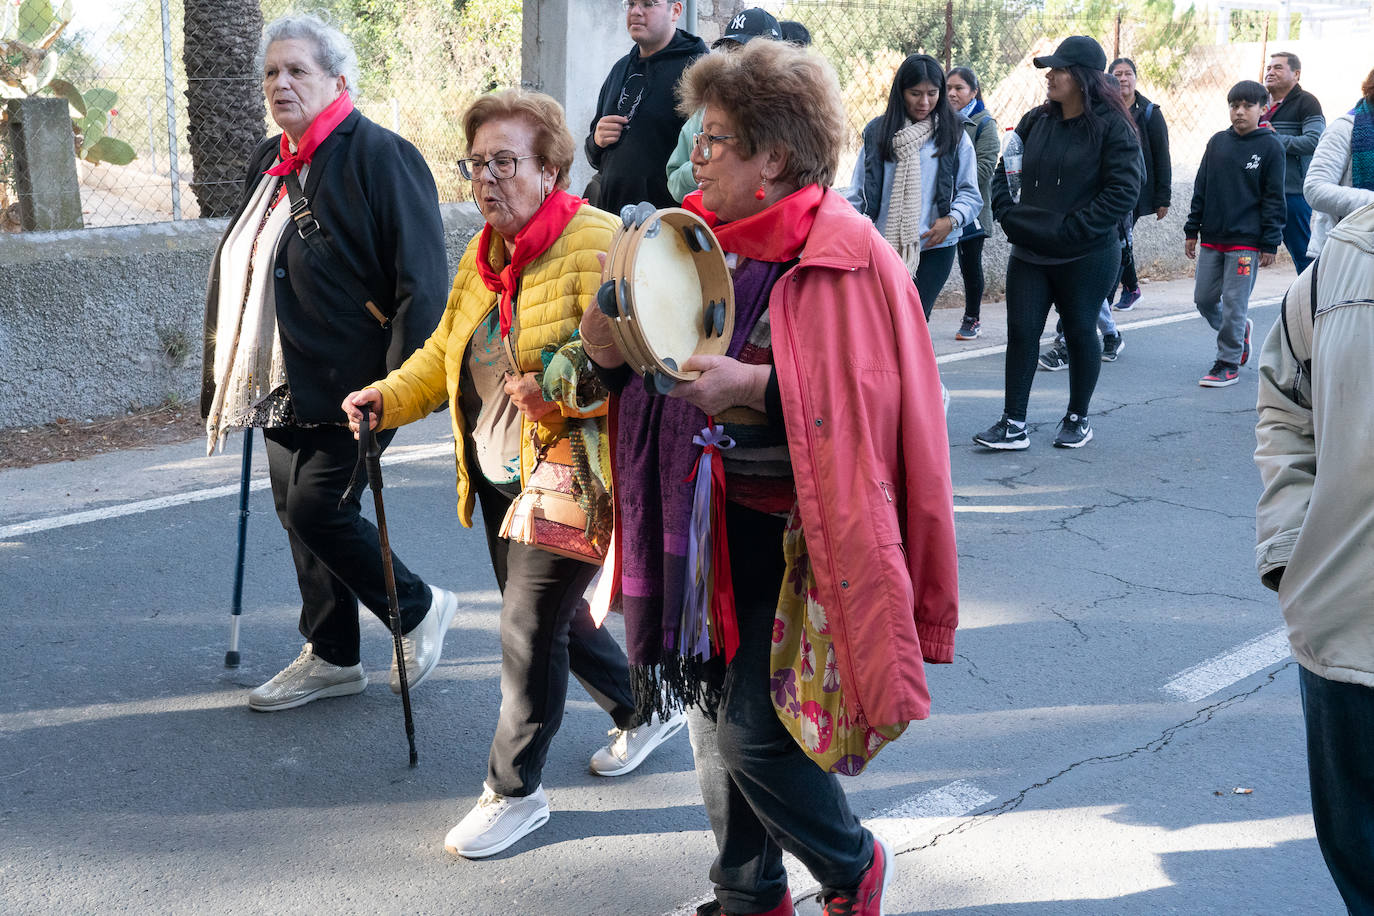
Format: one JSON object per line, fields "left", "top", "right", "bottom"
{"left": 390, "top": 586, "right": 458, "bottom": 694}
{"left": 1053, "top": 413, "right": 1093, "bottom": 448}
{"left": 248, "top": 644, "right": 367, "bottom": 712}
{"left": 1101, "top": 332, "right": 1124, "bottom": 362}
{"left": 1038, "top": 344, "right": 1069, "bottom": 371}
{"left": 444, "top": 784, "right": 551, "bottom": 859}
{"left": 589, "top": 709, "right": 687, "bottom": 777}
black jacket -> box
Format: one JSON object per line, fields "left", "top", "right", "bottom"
{"left": 1264, "top": 83, "right": 1325, "bottom": 195}
{"left": 991, "top": 102, "right": 1143, "bottom": 258}
{"left": 855, "top": 115, "right": 960, "bottom": 223}
{"left": 1184, "top": 126, "right": 1286, "bottom": 253}
{"left": 1128, "top": 92, "right": 1172, "bottom": 217}
{"left": 200, "top": 110, "right": 448, "bottom": 423}
{"left": 584, "top": 29, "right": 707, "bottom": 212}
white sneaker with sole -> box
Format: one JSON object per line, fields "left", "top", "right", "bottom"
{"left": 389, "top": 586, "right": 458, "bottom": 694}
{"left": 248, "top": 644, "right": 367, "bottom": 712}
{"left": 589, "top": 709, "right": 687, "bottom": 777}
{"left": 444, "top": 784, "right": 550, "bottom": 859}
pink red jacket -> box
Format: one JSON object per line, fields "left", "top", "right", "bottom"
{"left": 772, "top": 188, "right": 959, "bottom": 727}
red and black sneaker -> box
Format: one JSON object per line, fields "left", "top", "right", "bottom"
{"left": 1240, "top": 317, "right": 1254, "bottom": 365}
{"left": 1199, "top": 360, "right": 1240, "bottom": 388}
{"left": 821, "top": 835, "right": 892, "bottom": 916}
{"left": 700, "top": 887, "right": 794, "bottom": 916}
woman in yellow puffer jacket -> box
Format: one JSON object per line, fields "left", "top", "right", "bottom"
{"left": 342, "top": 89, "right": 684, "bottom": 860}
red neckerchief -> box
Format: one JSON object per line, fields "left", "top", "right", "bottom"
{"left": 681, "top": 184, "right": 824, "bottom": 263}
{"left": 475, "top": 189, "right": 585, "bottom": 338}
{"left": 264, "top": 92, "right": 354, "bottom": 176}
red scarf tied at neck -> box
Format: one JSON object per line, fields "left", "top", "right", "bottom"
{"left": 681, "top": 184, "right": 824, "bottom": 263}
{"left": 475, "top": 189, "right": 585, "bottom": 339}
{"left": 265, "top": 92, "right": 355, "bottom": 176}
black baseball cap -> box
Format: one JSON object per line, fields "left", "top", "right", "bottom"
{"left": 1033, "top": 35, "right": 1107, "bottom": 71}
{"left": 713, "top": 8, "right": 782, "bottom": 48}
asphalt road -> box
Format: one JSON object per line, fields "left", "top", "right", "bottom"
{"left": 0, "top": 269, "right": 1344, "bottom": 915}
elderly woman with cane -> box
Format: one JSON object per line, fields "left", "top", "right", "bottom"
{"left": 201, "top": 14, "right": 457, "bottom": 712}
{"left": 342, "top": 88, "right": 684, "bottom": 859}
{"left": 581, "top": 40, "right": 958, "bottom": 916}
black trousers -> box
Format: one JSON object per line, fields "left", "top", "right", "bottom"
{"left": 471, "top": 472, "right": 638, "bottom": 797}
{"left": 691, "top": 504, "right": 870, "bottom": 913}
{"left": 957, "top": 234, "right": 986, "bottom": 320}
{"left": 263, "top": 425, "right": 431, "bottom": 668}
{"left": 1003, "top": 244, "right": 1120, "bottom": 422}
{"left": 914, "top": 243, "right": 958, "bottom": 321}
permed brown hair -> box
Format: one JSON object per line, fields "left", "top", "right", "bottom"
{"left": 462, "top": 89, "right": 574, "bottom": 191}
{"left": 677, "top": 39, "right": 846, "bottom": 189}
{"left": 1363, "top": 67, "right": 1374, "bottom": 106}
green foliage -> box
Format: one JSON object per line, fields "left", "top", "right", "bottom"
{"left": 1228, "top": 9, "right": 1301, "bottom": 43}
{"left": 1037, "top": 0, "right": 1202, "bottom": 87}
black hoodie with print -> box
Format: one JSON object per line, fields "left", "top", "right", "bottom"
{"left": 1184, "top": 125, "right": 1286, "bottom": 253}
{"left": 991, "top": 101, "right": 1143, "bottom": 259}
{"left": 585, "top": 29, "right": 707, "bottom": 212}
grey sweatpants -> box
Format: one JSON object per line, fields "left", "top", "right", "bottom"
{"left": 1193, "top": 246, "right": 1259, "bottom": 365}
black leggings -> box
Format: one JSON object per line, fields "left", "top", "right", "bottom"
{"left": 1003, "top": 245, "right": 1120, "bottom": 422}
{"left": 1118, "top": 235, "right": 1139, "bottom": 293}
{"left": 957, "top": 234, "right": 986, "bottom": 319}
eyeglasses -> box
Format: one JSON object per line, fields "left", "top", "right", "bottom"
{"left": 621, "top": 0, "right": 664, "bottom": 10}
{"left": 457, "top": 155, "right": 542, "bottom": 181}
{"left": 692, "top": 132, "right": 736, "bottom": 162}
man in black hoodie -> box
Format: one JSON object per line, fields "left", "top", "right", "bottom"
{"left": 1264, "top": 51, "right": 1325, "bottom": 272}
{"left": 586, "top": 0, "right": 706, "bottom": 212}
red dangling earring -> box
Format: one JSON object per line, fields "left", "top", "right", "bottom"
{"left": 754, "top": 178, "right": 767, "bottom": 201}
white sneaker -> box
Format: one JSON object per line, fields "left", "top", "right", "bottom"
{"left": 390, "top": 586, "right": 458, "bottom": 694}
{"left": 248, "top": 644, "right": 367, "bottom": 712}
{"left": 589, "top": 709, "right": 686, "bottom": 777}
{"left": 444, "top": 784, "right": 550, "bottom": 859}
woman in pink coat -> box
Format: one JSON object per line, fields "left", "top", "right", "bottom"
{"left": 580, "top": 40, "right": 958, "bottom": 916}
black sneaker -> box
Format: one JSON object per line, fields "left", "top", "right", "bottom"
{"left": 1101, "top": 332, "right": 1124, "bottom": 362}
{"left": 1199, "top": 361, "right": 1239, "bottom": 388}
{"left": 1038, "top": 344, "right": 1069, "bottom": 371}
{"left": 1240, "top": 317, "right": 1254, "bottom": 366}
{"left": 1052, "top": 413, "right": 1093, "bottom": 448}
{"left": 1114, "top": 288, "right": 1141, "bottom": 311}
{"left": 955, "top": 316, "right": 982, "bottom": 340}
{"left": 973, "top": 416, "right": 1029, "bottom": 450}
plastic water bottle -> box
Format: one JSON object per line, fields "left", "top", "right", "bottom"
{"left": 1003, "top": 128, "right": 1023, "bottom": 204}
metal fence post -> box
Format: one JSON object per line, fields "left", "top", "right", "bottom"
{"left": 1114, "top": 12, "right": 1121, "bottom": 59}
{"left": 160, "top": 0, "right": 182, "bottom": 220}
{"left": 391, "top": 97, "right": 400, "bottom": 134}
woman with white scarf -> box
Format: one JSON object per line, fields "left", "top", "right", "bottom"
{"left": 200, "top": 15, "right": 456, "bottom": 713}
{"left": 847, "top": 53, "right": 982, "bottom": 319}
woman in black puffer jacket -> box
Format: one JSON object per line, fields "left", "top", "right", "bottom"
{"left": 973, "top": 36, "right": 1142, "bottom": 450}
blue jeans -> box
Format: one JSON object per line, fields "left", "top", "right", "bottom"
{"left": 1299, "top": 665, "right": 1374, "bottom": 914}
{"left": 1284, "top": 193, "right": 1313, "bottom": 274}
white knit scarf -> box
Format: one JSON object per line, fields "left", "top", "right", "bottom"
{"left": 884, "top": 115, "right": 936, "bottom": 274}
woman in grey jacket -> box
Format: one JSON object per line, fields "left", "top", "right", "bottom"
{"left": 947, "top": 66, "right": 999, "bottom": 340}
{"left": 1303, "top": 67, "right": 1374, "bottom": 258}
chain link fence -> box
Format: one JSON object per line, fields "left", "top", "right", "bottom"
{"left": 1, "top": 0, "right": 518, "bottom": 230}
{"left": 4, "top": 0, "right": 1372, "bottom": 231}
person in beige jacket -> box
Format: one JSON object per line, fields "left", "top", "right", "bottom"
{"left": 1255, "top": 199, "right": 1374, "bottom": 913}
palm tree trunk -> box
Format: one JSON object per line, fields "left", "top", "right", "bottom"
{"left": 182, "top": 0, "right": 265, "bottom": 218}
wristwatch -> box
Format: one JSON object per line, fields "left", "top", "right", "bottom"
{"left": 948, "top": 211, "right": 963, "bottom": 230}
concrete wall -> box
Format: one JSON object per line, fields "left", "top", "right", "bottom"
{"left": 1, "top": 204, "right": 485, "bottom": 429}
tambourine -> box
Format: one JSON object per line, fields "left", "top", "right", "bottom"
{"left": 596, "top": 202, "right": 735, "bottom": 395}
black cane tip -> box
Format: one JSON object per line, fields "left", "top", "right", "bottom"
{"left": 409, "top": 750, "right": 419, "bottom": 768}
{"left": 224, "top": 650, "right": 241, "bottom": 668}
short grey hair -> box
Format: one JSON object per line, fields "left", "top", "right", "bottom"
{"left": 258, "top": 14, "right": 360, "bottom": 99}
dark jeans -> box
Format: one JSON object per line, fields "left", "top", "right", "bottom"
{"left": 914, "top": 243, "right": 959, "bottom": 320}
{"left": 1299, "top": 666, "right": 1374, "bottom": 915}
{"left": 471, "top": 472, "right": 638, "bottom": 797}
{"left": 264, "top": 425, "right": 430, "bottom": 668}
{"left": 1283, "top": 194, "right": 1313, "bottom": 274}
{"left": 957, "top": 234, "right": 986, "bottom": 319}
{"left": 1004, "top": 244, "right": 1120, "bottom": 422}
{"left": 691, "top": 504, "right": 871, "bottom": 914}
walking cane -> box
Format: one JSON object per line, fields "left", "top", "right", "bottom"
{"left": 224, "top": 428, "right": 254, "bottom": 668}
{"left": 358, "top": 405, "right": 419, "bottom": 767}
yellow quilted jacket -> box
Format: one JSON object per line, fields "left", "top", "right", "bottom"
{"left": 368, "top": 205, "right": 617, "bottom": 527}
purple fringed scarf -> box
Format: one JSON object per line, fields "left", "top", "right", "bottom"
{"left": 615, "top": 257, "right": 788, "bottom": 720}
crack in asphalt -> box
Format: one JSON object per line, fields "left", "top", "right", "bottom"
{"left": 957, "top": 653, "right": 991, "bottom": 685}
{"left": 1091, "top": 569, "right": 1261, "bottom": 605}
{"left": 1104, "top": 489, "right": 1253, "bottom": 521}
{"left": 903, "top": 660, "right": 1296, "bottom": 856}
{"left": 1048, "top": 606, "right": 1089, "bottom": 641}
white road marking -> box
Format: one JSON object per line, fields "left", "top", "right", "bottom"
{"left": 1162, "top": 627, "right": 1291, "bottom": 702}
{"left": 0, "top": 442, "right": 454, "bottom": 540}
{"left": 935, "top": 295, "right": 1280, "bottom": 366}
